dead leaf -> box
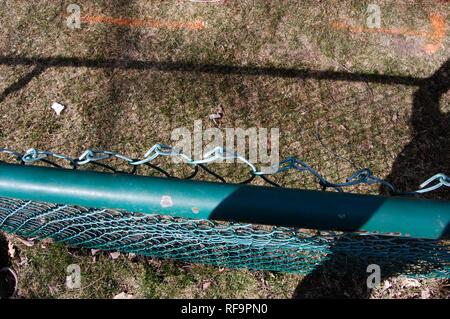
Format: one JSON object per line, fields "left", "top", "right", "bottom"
{"left": 19, "top": 255, "right": 28, "bottom": 266}
{"left": 421, "top": 288, "right": 431, "bottom": 299}
{"left": 113, "top": 292, "right": 134, "bottom": 299}
{"left": 91, "top": 249, "right": 100, "bottom": 256}
{"left": 110, "top": 252, "right": 120, "bottom": 260}
{"left": 7, "top": 241, "right": 15, "bottom": 259}
{"left": 392, "top": 113, "right": 398, "bottom": 121}
{"left": 16, "top": 237, "right": 34, "bottom": 247}
{"left": 209, "top": 105, "right": 224, "bottom": 126}
{"left": 403, "top": 278, "right": 421, "bottom": 288}
{"left": 209, "top": 113, "right": 222, "bottom": 120}
{"left": 202, "top": 281, "right": 212, "bottom": 290}
{"left": 381, "top": 279, "right": 392, "bottom": 292}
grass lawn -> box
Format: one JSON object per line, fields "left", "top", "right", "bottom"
{"left": 0, "top": 0, "right": 449, "bottom": 298}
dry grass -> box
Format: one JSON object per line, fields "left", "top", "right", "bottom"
{"left": 0, "top": 0, "right": 449, "bottom": 298}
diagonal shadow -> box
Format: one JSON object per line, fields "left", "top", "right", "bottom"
{"left": 0, "top": 64, "right": 47, "bottom": 103}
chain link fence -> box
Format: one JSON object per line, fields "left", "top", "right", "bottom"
{"left": 0, "top": 146, "right": 448, "bottom": 278}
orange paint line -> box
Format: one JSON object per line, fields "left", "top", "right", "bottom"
{"left": 424, "top": 13, "right": 448, "bottom": 54}
{"left": 80, "top": 15, "right": 206, "bottom": 31}
{"left": 332, "top": 13, "right": 448, "bottom": 54}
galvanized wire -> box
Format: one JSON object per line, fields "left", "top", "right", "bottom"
{"left": 0, "top": 145, "right": 448, "bottom": 194}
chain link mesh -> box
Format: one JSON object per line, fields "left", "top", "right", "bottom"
{"left": 0, "top": 197, "right": 449, "bottom": 277}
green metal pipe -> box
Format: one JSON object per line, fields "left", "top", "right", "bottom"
{"left": 0, "top": 162, "right": 448, "bottom": 239}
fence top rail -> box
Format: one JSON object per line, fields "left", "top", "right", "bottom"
{"left": 0, "top": 162, "right": 449, "bottom": 240}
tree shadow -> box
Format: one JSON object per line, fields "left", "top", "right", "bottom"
{"left": 293, "top": 58, "right": 450, "bottom": 299}
{"left": 385, "top": 59, "right": 450, "bottom": 200}
{"left": 0, "top": 65, "right": 47, "bottom": 104}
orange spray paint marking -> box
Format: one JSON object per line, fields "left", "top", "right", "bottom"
{"left": 80, "top": 15, "right": 206, "bottom": 31}
{"left": 424, "top": 13, "right": 447, "bottom": 54}
{"left": 332, "top": 13, "right": 448, "bottom": 54}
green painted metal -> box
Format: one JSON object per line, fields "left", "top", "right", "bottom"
{"left": 0, "top": 162, "right": 448, "bottom": 239}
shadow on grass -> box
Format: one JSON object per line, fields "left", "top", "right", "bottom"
{"left": 0, "top": 55, "right": 424, "bottom": 106}
{"left": 293, "top": 58, "right": 449, "bottom": 299}
{"left": 0, "top": 53, "right": 448, "bottom": 298}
